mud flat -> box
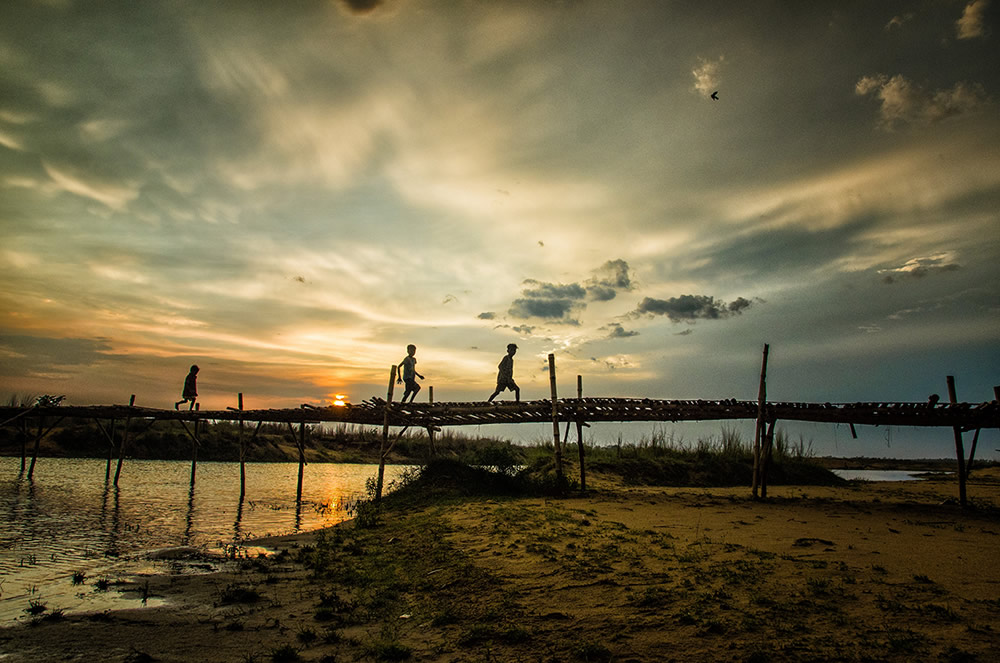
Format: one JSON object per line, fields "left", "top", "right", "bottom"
{"left": 2, "top": 467, "right": 999, "bottom": 662}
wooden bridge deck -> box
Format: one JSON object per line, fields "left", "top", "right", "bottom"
{"left": 3, "top": 397, "right": 997, "bottom": 431}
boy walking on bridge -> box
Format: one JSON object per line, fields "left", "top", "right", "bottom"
{"left": 174, "top": 365, "right": 199, "bottom": 410}
{"left": 488, "top": 343, "right": 520, "bottom": 402}
{"left": 397, "top": 344, "right": 424, "bottom": 403}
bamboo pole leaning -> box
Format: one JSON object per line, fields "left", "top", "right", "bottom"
{"left": 946, "top": 376, "right": 967, "bottom": 508}
{"left": 376, "top": 365, "right": 397, "bottom": 505}
{"left": 751, "top": 344, "right": 769, "bottom": 499}
{"left": 548, "top": 354, "right": 563, "bottom": 483}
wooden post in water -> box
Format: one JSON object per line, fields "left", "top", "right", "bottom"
{"left": 104, "top": 418, "right": 117, "bottom": 482}
{"left": 376, "top": 365, "right": 397, "bottom": 504}
{"left": 946, "top": 376, "right": 967, "bottom": 507}
{"left": 238, "top": 393, "right": 246, "bottom": 499}
{"left": 576, "top": 375, "right": 587, "bottom": 491}
{"left": 752, "top": 344, "right": 769, "bottom": 499}
{"left": 19, "top": 418, "right": 27, "bottom": 474}
{"left": 27, "top": 416, "right": 43, "bottom": 480}
{"left": 296, "top": 415, "right": 306, "bottom": 503}
{"left": 548, "top": 354, "right": 564, "bottom": 482}
{"left": 189, "top": 412, "right": 199, "bottom": 488}
{"left": 113, "top": 395, "right": 136, "bottom": 487}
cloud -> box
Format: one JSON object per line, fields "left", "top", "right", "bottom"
{"left": 508, "top": 297, "right": 581, "bottom": 323}
{"left": 477, "top": 312, "right": 496, "bottom": 320}
{"left": 520, "top": 279, "right": 587, "bottom": 300}
{"left": 603, "top": 323, "right": 639, "bottom": 339}
{"left": 855, "top": 74, "right": 989, "bottom": 129}
{"left": 42, "top": 161, "right": 140, "bottom": 210}
{"left": 692, "top": 56, "right": 724, "bottom": 99}
{"left": 0, "top": 335, "right": 114, "bottom": 376}
{"left": 885, "top": 13, "right": 914, "bottom": 30}
{"left": 338, "top": 0, "right": 384, "bottom": 15}
{"left": 633, "top": 294, "right": 754, "bottom": 322}
{"left": 956, "top": 0, "right": 991, "bottom": 39}
{"left": 585, "top": 259, "right": 634, "bottom": 301}
{"left": 511, "top": 324, "right": 535, "bottom": 335}
{"left": 506, "top": 260, "right": 634, "bottom": 324}
{"left": 879, "top": 253, "right": 962, "bottom": 284}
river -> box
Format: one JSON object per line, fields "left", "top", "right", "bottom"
{"left": 0, "top": 457, "right": 411, "bottom": 623}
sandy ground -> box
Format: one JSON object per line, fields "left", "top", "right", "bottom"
{"left": 2, "top": 469, "right": 999, "bottom": 662}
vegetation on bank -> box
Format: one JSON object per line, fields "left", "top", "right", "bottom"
{"left": 0, "top": 415, "right": 841, "bottom": 486}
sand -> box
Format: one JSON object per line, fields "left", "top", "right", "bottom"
{"left": 1, "top": 468, "right": 998, "bottom": 662}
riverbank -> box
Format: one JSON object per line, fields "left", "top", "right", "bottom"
{"left": 2, "top": 464, "right": 999, "bottom": 662}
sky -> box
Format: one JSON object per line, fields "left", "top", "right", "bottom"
{"left": 1, "top": 0, "right": 998, "bottom": 457}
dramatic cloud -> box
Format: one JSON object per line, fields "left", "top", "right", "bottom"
{"left": 633, "top": 295, "right": 753, "bottom": 322}
{"left": 956, "top": 0, "right": 990, "bottom": 39}
{"left": 692, "top": 56, "right": 723, "bottom": 99}
{"left": 520, "top": 280, "right": 587, "bottom": 301}
{"left": 477, "top": 312, "right": 496, "bottom": 320}
{"left": 603, "top": 323, "right": 639, "bottom": 339}
{"left": 855, "top": 74, "right": 988, "bottom": 128}
{"left": 511, "top": 324, "right": 535, "bottom": 335}
{"left": 508, "top": 297, "right": 581, "bottom": 324}
{"left": 879, "top": 254, "right": 962, "bottom": 284}
{"left": 585, "top": 259, "right": 634, "bottom": 301}
{"left": 507, "top": 260, "right": 633, "bottom": 323}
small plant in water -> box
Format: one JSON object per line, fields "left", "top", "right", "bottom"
{"left": 71, "top": 570, "right": 87, "bottom": 585}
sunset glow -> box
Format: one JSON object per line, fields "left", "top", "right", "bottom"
{"left": 1, "top": 1, "right": 997, "bottom": 456}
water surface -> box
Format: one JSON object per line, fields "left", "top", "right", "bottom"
{"left": 0, "top": 457, "right": 410, "bottom": 623}
{"left": 831, "top": 468, "right": 944, "bottom": 482}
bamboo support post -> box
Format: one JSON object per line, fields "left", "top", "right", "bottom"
{"left": 27, "top": 416, "right": 43, "bottom": 480}
{"left": 576, "top": 374, "right": 587, "bottom": 491}
{"left": 113, "top": 395, "right": 136, "bottom": 487}
{"left": 752, "top": 344, "right": 769, "bottom": 498}
{"left": 92, "top": 417, "right": 117, "bottom": 482}
{"left": 238, "top": 393, "right": 246, "bottom": 499}
{"left": 19, "top": 418, "right": 27, "bottom": 474}
{"left": 946, "top": 376, "right": 967, "bottom": 507}
{"left": 548, "top": 354, "right": 563, "bottom": 482}
{"left": 376, "top": 365, "right": 397, "bottom": 504}
{"left": 427, "top": 386, "right": 436, "bottom": 459}
{"left": 297, "top": 415, "right": 306, "bottom": 504}
{"left": 759, "top": 419, "right": 777, "bottom": 498}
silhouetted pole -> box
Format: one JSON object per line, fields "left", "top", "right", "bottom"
{"left": 104, "top": 418, "right": 117, "bottom": 482}
{"left": 427, "top": 386, "right": 436, "bottom": 459}
{"left": 946, "top": 376, "right": 967, "bottom": 507}
{"left": 238, "top": 393, "right": 246, "bottom": 499}
{"left": 19, "top": 418, "right": 27, "bottom": 474}
{"left": 189, "top": 411, "right": 199, "bottom": 487}
{"left": 296, "top": 415, "right": 306, "bottom": 503}
{"left": 759, "top": 420, "right": 777, "bottom": 498}
{"left": 751, "top": 344, "right": 769, "bottom": 499}
{"left": 576, "top": 375, "right": 587, "bottom": 491}
{"left": 113, "top": 395, "right": 136, "bottom": 487}
{"left": 548, "top": 354, "right": 564, "bottom": 482}
{"left": 376, "top": 365, "right": 397, "bottom": 504}
{"left": 27, "top": 415, "right": 43, "bottom": 480}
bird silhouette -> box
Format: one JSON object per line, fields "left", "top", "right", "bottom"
{"left": 711, "top": 91, "right": 719, "bottom": 100}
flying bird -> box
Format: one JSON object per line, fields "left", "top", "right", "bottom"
{"left": 711, "top": 91, "right": 719, "bottom": 100}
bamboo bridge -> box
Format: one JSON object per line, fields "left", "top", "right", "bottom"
{"left": 2, "top": 396, "right": 996, "bottom": 430}
{"left": 3, "top": 346, "right": 998, "bottom": 506}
